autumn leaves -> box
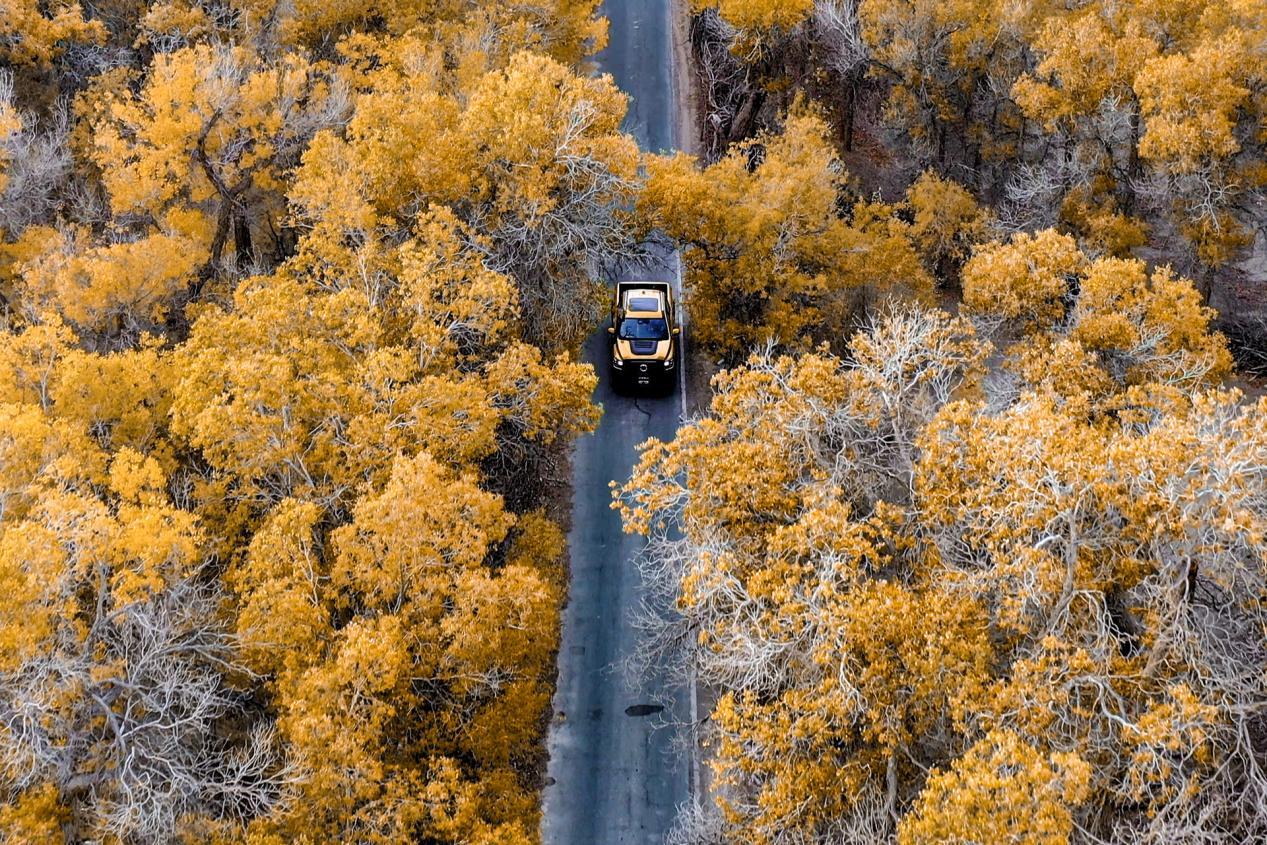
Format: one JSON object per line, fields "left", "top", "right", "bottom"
{"left": 2, "top": 0, "right": 1266, "bottom": 842}
{"left": 0, "top": 0, "right": 621, "bottom": 842}
{"left": 617, "top": 300, "right": 1266, "bottom": 842}
{"left": 618, "top": 1, "right": 1267, "bottom": 840}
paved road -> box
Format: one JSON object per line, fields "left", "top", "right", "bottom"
{"left": 541, "top": 1, "right": 690, "bottom": 843}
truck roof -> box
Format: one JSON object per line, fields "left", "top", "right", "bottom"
{"left": 623, "top": 288, "right": 665, "bottom": 316}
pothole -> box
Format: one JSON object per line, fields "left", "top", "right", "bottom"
{"left": 624, "top": 703, "right": 664, "bottom": 717}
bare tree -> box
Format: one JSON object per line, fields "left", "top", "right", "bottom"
{"left": 475, "top": 92, "right": 641, "bottom": 349}
{"left": 0, "top": 73, "right": 72, "bottom": 238}
{"left": 0, "top": 578, "right": 294, "bottom": 843}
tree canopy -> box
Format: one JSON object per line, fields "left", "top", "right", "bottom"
{"left": 0, "top": 0, "right": 612, "bottom": 840}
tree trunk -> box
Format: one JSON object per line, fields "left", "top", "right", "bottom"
{"left": 233, "top": 211, "right": 254, "bottom": 272}
{"left": 842, "top": 81, "right": 856, "bottom": 152}
{"left": 195, "top": 200, "right": 233, "bottom": 296}
{"left": 728, "top": 89, "right": 766, "bottom": 143}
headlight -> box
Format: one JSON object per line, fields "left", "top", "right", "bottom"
{"left": 612, "top": 358, "right": 624, "bottom": 369}
{"left": 663, "top": 359, "right": 675, "bottom": 369}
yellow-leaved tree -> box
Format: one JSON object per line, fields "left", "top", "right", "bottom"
{"left": 231, "top": 0, "right": 608, "bottom": 66}
{"left": 0, "top": 341, "right": 292, "bottom": 841}
{"left": 962, "top": 228, "right": 1232, "bottom": 409}
{"left": 640, "top": 109, "right": 932, "bottom": 362}
{"left": 289, "top": 43, "right": 639, "bottom": 350}
{"left": 228, "top": 453, "right": 562, "bottom": 843}
{"left": 1010, "top": 0, "right": 1267, "bottom": 270}
{"left": 0, "top": 0, "right": 620, "bottom": 838}
{"left": 165, "top": 197, "right": 597, "bottom": 838}
{"left": 617, "top": 291, "right": 1267, "bottom": 841}
{"left": 89, "top": 44, "right": 348, "bottom": 287}
{"left": 693, "top": 0, "right": 1267, "bottom": 286}
{"left": 0, "top": 0, "right": 105, "bottom": 66}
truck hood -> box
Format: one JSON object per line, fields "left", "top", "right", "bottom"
{"left": 617, "top": 339, "right": 671, "bottom": 360}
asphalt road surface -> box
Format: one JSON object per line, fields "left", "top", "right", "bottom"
{"left": 540, "top": 1, "right": 691, "bottom": 843}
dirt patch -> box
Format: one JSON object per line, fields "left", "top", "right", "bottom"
{"left": 671, "top": 0, "right": 703, "bottom": 158}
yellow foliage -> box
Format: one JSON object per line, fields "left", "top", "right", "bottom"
{"left": 0, "top": 783, "right": 65, "bottom": 844}
{"left": 234, "top": 0, "right": 607, "bottom": 66}
{"left": 1002, "top": 0, "right": 1267, "bottom": 268}
{"left": 1136, "top": 41, "right": 1251, "bottom": 170}
{"left": 1012, "top": 11, "right": 1157, "bottom": 130}
{"left": 15, "top": 228, "right": 202, "bottom": 335}
{"left": 961, "top": 229, "right": 1086, "bottom": 331}
{"left": 1070, "top": 258, "right": 1231, "bottom": 386}
{"left": 0, "top": 0, "right": 105, "bottom": 65}
{"left": 616, "top": 313, "right": 1003, "bottom": 841}
{"left": 135, "top": 0, "right": 211, "bottom": 48}
{"left": 966, "top": 231, "right": 1230, "bottom": 403}
{"left": 0, "top": 401, "right": 105, "bottom": 522}
{"left": 859, "top": 0, "right": 1008, "bottom": 146}
{"left": 642, "top": 110, "right": 932, "bottom": 359}
{"left": 1059, "top": 187, "right": 1149, "bottom": 258}
{"left": 898, "top": 730, "right": 1092, "bottom": 845}
{"left": 619, "top": 302, "right": 1265, "bottom": 841}
{"left": 0, "top": 316, "right": 76, "bottom": 408}
{"left": 332, "top": 452, "right": 514, "bottom": 609}
{"left": 0, "top": 0, "right": 611, "bottom": 839}
{"left": 89, "top": 43, "right": 341, "bottom": 283}
{"left": 398, "top": 210, "right": 520, "bottom": 367}
{"left": 50, "top": 339, "right": 176, "bottom": 458}
{"left": 1121, "top": 684, "right": 1221, "bottom": 807}
{"left": 231, "top": 499, "right": 331, "bottom": 678}
{"left": 1180, "top": 212, "right": 1255, "bottom": 269}
{"left": 290, "top": 46, "right": 638, "bottom": 349}
{"left": 230, "top": 443, "right": 562, "bottom": 841}
{"left": 694, "top": 0, "right": 815, "bottom": 35}
{"left": 505, "top": 509, "right": 566, "bottom": 574}
{"left": 904, "top": 170, "right": 991, "bottom": 277}
{"left": 482, "top": 343, "right": 600, "bottom": 445}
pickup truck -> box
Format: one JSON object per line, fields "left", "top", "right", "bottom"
{"left": 607, "top": 281, "right": 679, "bottom": 392}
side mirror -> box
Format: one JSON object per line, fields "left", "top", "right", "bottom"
{"left": 607, "top": 326, "right": 615, "bottom": 335}
{"left": 672, "top": 327, "right": 680, "bottom": 335}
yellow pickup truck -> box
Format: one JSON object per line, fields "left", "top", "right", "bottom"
{"left": 607, "top": 281, "right": 679, "bottom": 392}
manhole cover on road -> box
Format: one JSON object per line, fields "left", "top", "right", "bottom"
{"left": 624, "top": 703, "right": 664, "bottom": 717}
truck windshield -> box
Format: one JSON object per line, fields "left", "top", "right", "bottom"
{"left": 619, "top": 317, "right": 669, "bottom": 341}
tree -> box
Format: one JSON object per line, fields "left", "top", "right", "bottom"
{"left": 615, "top": 309, "right": 992, "bottom": 840}
{"left": 858, "top": 0, "right": 1014, "bottom": 168}
{"left": 897, "top": 731, "right": 1092, "bottom": 845}
{"left": 0, "top": 87, "right": 20, "bottom": 196}
{"left": 289, "top": 46, "right": 639, "bottom": 350}
{"left": 617, "top": 305, "right": 1267, "bottom": 843}
{"left": 960, "top": 228, "right": 1086, "bottom": 334}
{"left": 13, "top": 228, "right": 203, "bottom": 342}
{"left": 696, "top": 0, "right": 1266, "bottom": 279}
{"left": 90, "top": 44, "right": 349, "bottom": 284}
{"left": 228, "top": 452, "right": 562, "bottom": 843}
{"left": 903, "top": 171, "right": 991, "bottom": 284}
{"left": 0, "top": 444, "right": 290, "bottom": 843}
{"left": 1009, "top": 0, "right": 1267, "bottom": 271}
{"left": 0, "top": 77, "right": 72, "bottom": 246}
{"left": 1, "top": 2, "right": 617, "bottom": 836}
{"left": 169, "top": 224, "right": 597, "bottom": 513}
{"left": 962, "top": 230, "right": 1232, "bottom": 402}
{"left": 696, "top": 0, "right": 814, "bottom": 35}
{"left": 232, "top": 0, "right": 608, "bottom": 67}
{"left": 0, "top": 0, "right": 105, "bottom": 66}
{"left": 640, "top": 109, "right": 932, "bottom": 362}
